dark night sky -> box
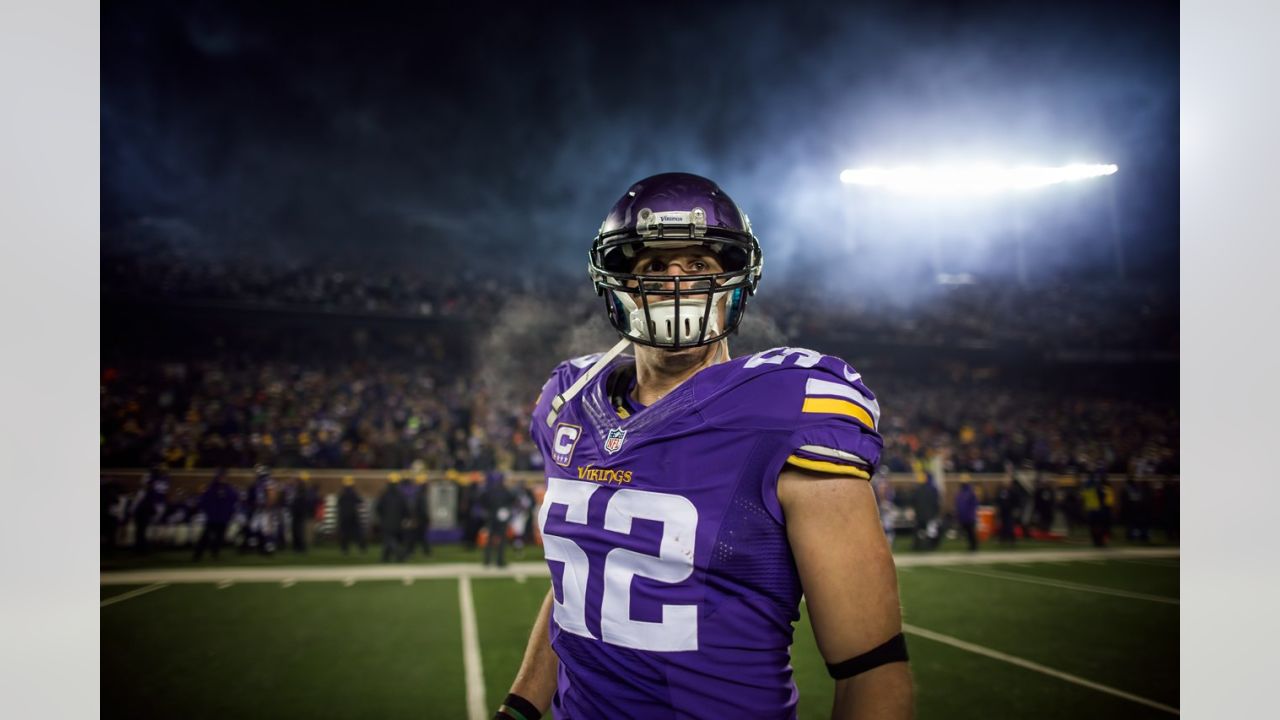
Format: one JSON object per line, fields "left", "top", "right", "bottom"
{"left": 102, "top": 0, "right": 1179, "bottom": 295}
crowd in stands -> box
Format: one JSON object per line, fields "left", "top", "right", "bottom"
{"left": 101, "top": 347, "right": 1177, "bottom": 478}
{"left": 101, "top": 355, "right": 544, "bottom": 474}
{"left": 875, "top": 373, "right": 1178, "bottom": 475}
{"left": 101, "top": 238, "right": 1178, "bottom": 478}
{"left": 104, "top": 238, "right": 1175, "bottom": 354}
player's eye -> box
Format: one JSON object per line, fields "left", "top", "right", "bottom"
{"left": 642, "top": 259, "right": 666, "bottom": 273}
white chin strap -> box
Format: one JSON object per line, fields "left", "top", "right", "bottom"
{"left": 545, "top": 337, "right": 632, "bottom": 428}
{"left": 623, "top": 294, "right": 726, "bottom": 346}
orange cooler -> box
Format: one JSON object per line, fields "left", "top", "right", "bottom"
{"left": 976, "top": 506, "right": 996, "bottom": 541}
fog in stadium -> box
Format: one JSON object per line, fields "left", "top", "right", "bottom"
{"left": 103, "top": 1, "right": 1176, "bottom": 290}
{"left": 101, "top": 2, "right": 1180, "bottom": 719}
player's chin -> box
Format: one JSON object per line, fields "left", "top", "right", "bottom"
{"left": 655, "top": 342, "right": 718, "bottom": 366}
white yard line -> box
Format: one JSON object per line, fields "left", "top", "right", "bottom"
{"left": 100, "top": 582, "right": 168, "bottom": 607}
{"left": 937, "top": 566, "right": 1178, "bottom": 605}
{"left": 903, "top": 623, "right": 1179, "bottom": 715}
{"left": 458, "top": 576, "right": 487, "bottom": 720}
{"left": 99, "top": 549, "right": 1180, "bottom": 586}
{"left": 101, "top": 561, "right": 549, "bottom": 585}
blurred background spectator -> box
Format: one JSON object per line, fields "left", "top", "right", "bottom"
{"left": 955, "top": 481, "right": 979, "bottom": 552}
{"left": 193, "top": 468, "right": 239, "bottom": 561}
{"left": 337, "top": 476, "right": 367, "bottom": 555}
{"left": 376, "top": 474, "right": 409, "bottom": 563}
{"left": 481, "top": 471, "right": 515, "bottom": 568}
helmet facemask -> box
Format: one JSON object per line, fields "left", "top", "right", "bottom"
{"left": 588, "top": 178, "right": 764, "bottom": 349}
{"left": 590, "top": 233, "right": 761, "bottom": 349}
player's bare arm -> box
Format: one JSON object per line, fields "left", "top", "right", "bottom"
{"left": 500, "top": 589, "right": 558, "bottom": 719}
{"left": 779, "top": 467, "right": 914, "bottom": 720}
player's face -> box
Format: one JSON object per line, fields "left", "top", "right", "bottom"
{"left": 627, "top": 248, "right": 725, "bottom": 302}
{"left": 628, "top": 247, "right": 729, "bottom": 363}
{"left": 629, "top": 247, "right": 723, "bottom": 275}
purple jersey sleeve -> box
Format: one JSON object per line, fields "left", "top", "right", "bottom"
{"left": 694, "top": 347, "right": 884, "bottom": 523}
{"left": 782, "top": 354, "right": 882, "bottom": 476}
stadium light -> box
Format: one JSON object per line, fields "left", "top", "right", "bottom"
{"left": 839, "top": 163, "right": 1118, "bottom": 195}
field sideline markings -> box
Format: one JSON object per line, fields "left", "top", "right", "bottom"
{"left": 101, "top": 583, "right": 168, "bottom": 607}
{"left": 458, "top": 576, "right": 487, "bottom": 720}
{"left": 99, "top": 549, "right": 1179, "bottom": 586}
{"left": 936, "top": 566, "right": 1178, "bottom": 604}
{"left": 902, "top": 623, "right": 1178, "bottom": 715}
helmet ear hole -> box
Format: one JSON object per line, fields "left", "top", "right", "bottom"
{"left": 717, "top": 246, "right": 749, "bottom": 272}
{"left": 601, "top": 243, "right": 641, "bottom": 273}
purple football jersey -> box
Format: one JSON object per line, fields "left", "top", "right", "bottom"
{"left": 530, "top": 346, "right": 883, "bottom": 720}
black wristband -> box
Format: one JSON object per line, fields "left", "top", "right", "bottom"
{"left": 495, "top": 693, "right": 542, "bottom": 720}
{"left": 825, "top": 632, "right": 909, "bottom": 679}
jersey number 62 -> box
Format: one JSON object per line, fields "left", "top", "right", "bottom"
{"left": 538, "top": 477, "right": 699, "bottom": 652}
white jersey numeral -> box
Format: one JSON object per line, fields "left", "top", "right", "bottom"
{"left": 744, "top": 346, "right": 822, "bottom": 369}
{"left": 601, "top": 489, "right": 698, "bottom": 651}
{"left": 538, "top": 477, "right": 598, "bottom": 638}
{"left": 538, "top": 478, "right": 700, "bottom": 652}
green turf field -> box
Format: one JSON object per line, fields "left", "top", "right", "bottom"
{"left": 102, "top": 545, "right": 1178, "bottom": 719}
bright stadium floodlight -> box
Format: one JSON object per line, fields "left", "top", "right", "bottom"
{"left": 838, "top": 163, "right": 1118, "bottom": 195}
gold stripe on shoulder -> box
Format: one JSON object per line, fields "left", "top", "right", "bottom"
{"left": 785, "top": 454, "right": 872, "bottom": 479}
{"left": 800, "top": 397, "right": 875, "bottom": 429}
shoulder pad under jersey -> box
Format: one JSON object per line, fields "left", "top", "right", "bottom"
{"left": 696, "top": 347, "right": 880, "bottom": 429}
{"left": 530, "top": 353, "right": 625, "bottom": 439}
{"left": 694, "top": 346, "right": 883, "bottom": 475}
{"left": 542, "top": 353, "right": 607, "bottom": 398}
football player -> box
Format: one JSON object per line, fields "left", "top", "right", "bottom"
{"left": 497, "top": 173, "right": 912, "bottom": 720}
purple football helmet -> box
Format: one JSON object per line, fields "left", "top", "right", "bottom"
{"left": 588, "top": 172, "right": 764, "bottom": 348}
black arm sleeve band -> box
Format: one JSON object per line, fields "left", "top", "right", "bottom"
{"left": 494, "top": 693, "right": 542, "bottom": 720}
{"left": 825, "top": 632, "right": 909, "bottom": 679}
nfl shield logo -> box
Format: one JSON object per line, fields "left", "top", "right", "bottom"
{"left": 604, "top": 427, "right": 627, "bottom": 454}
